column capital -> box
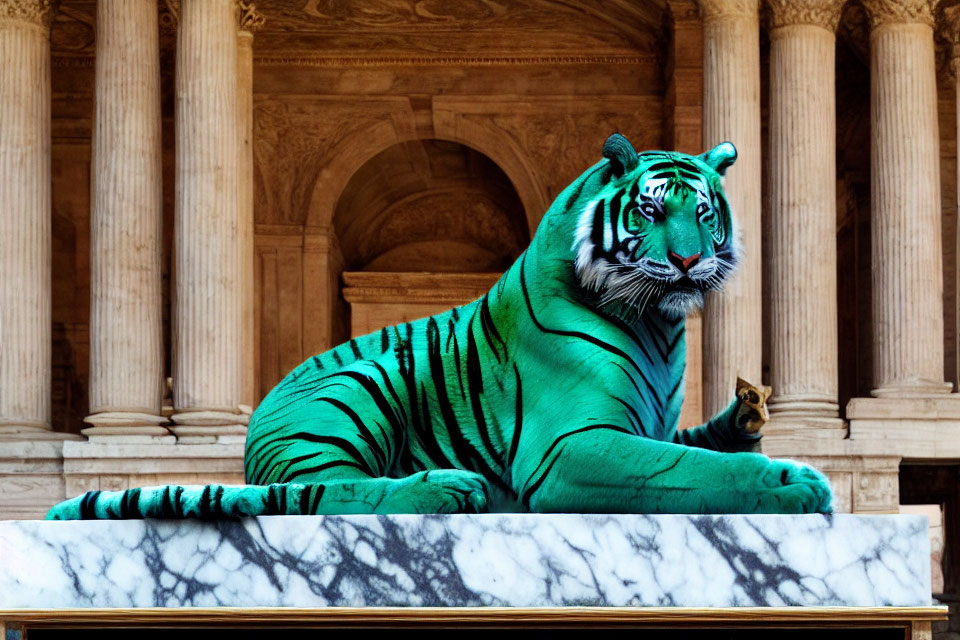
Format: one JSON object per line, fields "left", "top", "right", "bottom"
{"left": 767, "top": 0, "right": 843, "bottom": 32}
{"left": 696, "top": 0, "right": 759, "bottom": 22}
{"left": 237, "top": 0, "right": 264, "bottom": 33}
{"left": 860, "top": 0, "right": 935, "bottom": 30}
{"left": 0, "top": 0, "right": 57, "bottom": 28}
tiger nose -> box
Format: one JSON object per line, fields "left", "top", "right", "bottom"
{"left": 668, "top": 251, "right": 701, "bottom": 273}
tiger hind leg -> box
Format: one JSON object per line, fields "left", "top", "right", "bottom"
{"left": 45, "top": 470, "right": 491, "bottom": 520}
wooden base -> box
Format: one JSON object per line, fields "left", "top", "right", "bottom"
{"left": 0, "top": 607, "right": 947, "bottom": 633}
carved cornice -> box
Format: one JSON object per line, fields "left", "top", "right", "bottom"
{"left": 254, "top": 54, "right": 657, "bottom": 67}
{"left": 943, "top": 5, "right": 960, "bottom": 76}
{"left": 237, "top": 0, "right": 264, "bottom": 33}
{"left": 666, "top": 0, "right": 700, "bottom": 23}
{"left": 943, "top": 5, "right": 960, "bottom": 44}
{"left": 696, "top": 0, "right": 759, "bottom": 21}
{"left": 159, "top": 0, "right": 178, "bottom": 33}
{"left": 860, "top": 0, "right": 935, "bottom": 29}
{"left": 0, "top": 0, "right": 57, "bottom": 28}
{"left": 767, "top": 0, "right": 843, "bottom": 31}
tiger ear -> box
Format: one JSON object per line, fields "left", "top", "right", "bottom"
{"left": 699, "top": 141, "right": 737, "bottom": 176}
{"left": 602, "top": 133, "right": 638, "bottom": 177}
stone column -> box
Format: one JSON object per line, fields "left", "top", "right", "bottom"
{"left": 765, "top": 0, "right": 844, "bottom": 430}
{"left": 237, "top": 1, "right": 263, "bottom": 413}
{"left": 697, "top": 0, "right": 763, "bottom": 415}
{"left": 0, "top": 1, "right": 56, "bottom": 438}
{"left": 83, "top": 0, "right": 167, "bottom": 438}
{"left": 947, "top": 6, "right": 960, "bottom": 391}
{"left": 171, "top": 0, "right": 247, "bottom": 441}
{"left": 862, "top": 0, "right": 951, "bottom": 397}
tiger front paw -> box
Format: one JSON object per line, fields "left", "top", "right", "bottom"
{"left": 755, "top": 458, "right": 834, "bottom": 514}
{"left": 383, "top": 469, "right": 490, "bottom": 514}
{"left": 735, "top": 376, "right": 772, "bottom": 435}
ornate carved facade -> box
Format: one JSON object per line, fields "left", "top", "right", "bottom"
{"left": 1, "top": 0, "right": 959, "bottom": 621}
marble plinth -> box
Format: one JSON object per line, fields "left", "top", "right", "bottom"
{"left": 0, "top": 514, "right": 929, "bottom": 608}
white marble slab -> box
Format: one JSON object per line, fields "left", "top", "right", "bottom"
{"left": 0, "top": 514, "right": 930, "bottom": 608}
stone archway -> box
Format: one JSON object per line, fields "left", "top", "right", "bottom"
{"left": 334, "top": 139, "right": 529, "bottom": 338}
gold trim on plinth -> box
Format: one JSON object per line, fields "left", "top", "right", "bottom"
{"left": 0, "top": 606, "right": 948, "bottom": 627}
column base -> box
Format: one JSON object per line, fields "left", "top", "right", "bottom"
{"left": 768, "top": 395, "right": 840, "bottom": 418}
{"left": 170, "top": 410, "right": 249, "bottom": 444}
{"left": 871, "top": 378, "right": 953, "bottom": 398}
{"left": 0, "top": 424, "right": 82, "bottom": 441}
{"left": 81, "top": 412, "right": 172, "bottom": 443}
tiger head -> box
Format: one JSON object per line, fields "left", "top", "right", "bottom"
{"left": 572, "top": 134, "right": 740, "bottom": 321}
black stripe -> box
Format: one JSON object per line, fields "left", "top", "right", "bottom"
{"left": 609, "top": 188, "right": 625, "bottom": 248}
{"left": 266, "top": 484, "right": 280, "bottom": 514}
{"left": 310, "top": 484, "right": 325, "bottom": 514}
{"left": 395, "top": 325, "right": 424, "bottom": 462}
{"left": 507, "top": 364, "right": 523, "bottom": 468}
{"left": 332, "top": 350, "right": 343, "bottom": 367}
{"left": 312, "top": 355, "right": 323, "bottom": 370}
{"left": 522, "top": 446, "right": 565, "bottom": 509}
{"left": 250, "top": 442, "right": 294, "bottom": 485}
{"left": 161, "top": 487, "right": 175, "bottom": 518}
{"left": 349, "top": 338, "right": 362, "bottom": 360}
{"left": 428, "top": 317, "right": 488, "bottom": 473}
{"left": 479, "top": 293, "right": 506, "bottom": 362}
{"left": 286, "top": 460, "right": 367, "bottom": 481}
{"left": 590, "top": 200, "right": 605, "bottom": 258}
{"left": 446, "top": 317, "right": 457, "bottom": 351}
{"left": 667, "top": 323, "right": 685, "bottom": 355}
{"left": 612, "top": 362, "right": 649, "bottom": 437}
{"left": 380, "top": 328, "right": 390, "bottom": 353}
{"left": 416, "top": 382, "right": 457, "bottom": 469}
{"left": 199, "top": 485, "right": 212, "bottom": 519}
{"left": 520, "top": 253, "right": 647, "bottom": 380}
{"left": 466, "top": 319, "right": 503, "bottom": 465}
{"left": 275, "top": 452, "right": 323, "bottom": 483}
{"left": 173, "top": 486, "right": 185, "bottom": 518}
{"left": 299, "top": 484, "right": 311, "bottom": 515}
{"left": 613, "top": 395, "right": 645, "bottom": 436}
{"left": 451, "top": 307, "right": 460, "bottom": 321}
{"left": 80, "top": 491, "right": 101, "bottom": 520}
{"left": 279, "top": 430, "right": 376, "bottom": 477}
{"left": 668, "top": 375, "right": 684, "bottom": 402}
{"left": 213, "top": 485, "right": 224, "bottom": 514}
{"left": 314, "top": 396, "right": 386, "bottom": 473}
{"left": 370, "top": 360, "right": 409, "bottom": 428}
{"left": 326, "top": 369, "right": 403, "bottom": 462}
{"left": 452, "top": 333, "right": 465, "bottom": 400}
{"left": 521, "top": 424, "right": 630, "bottom": 508}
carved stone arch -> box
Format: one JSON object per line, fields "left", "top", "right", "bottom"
{"left": 291, "top": 116, "right": 543, "bottom": 375}
{"left": 430, "top": 111, "right": 550, "bottom": 235}
{"left": 304, "top": 114, "right": 548, "bottom": 235}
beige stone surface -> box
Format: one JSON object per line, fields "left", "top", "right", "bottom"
{"left": 85, "top": 0, "right": 165, "bottom": 432}
{"left": 864, "top": 0, "right": 951, "bottom": 397}
{"left": 171, "top": 0, "right": 245, "bottom": 433}
{"left": 697, "top": 0, "right": 763, "bottom": 417}
{"left": 238, "top": 4, "right": 262, "bottom": 411}
{"left": 766, "top": 1, "right": 843, "bottom": 424}
{"left": 0, "top": 1, "right": 55, "bottom": 435}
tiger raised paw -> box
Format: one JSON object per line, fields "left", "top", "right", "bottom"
{"left": 735, "top": 376, "right": 772, "bottom": 434}
{"left": 49, "top": 133, "right": 832, "bottom": 520}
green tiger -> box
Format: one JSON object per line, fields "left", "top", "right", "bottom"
{"left": 47, "top": 134, "right": 833, "bottom": 520}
